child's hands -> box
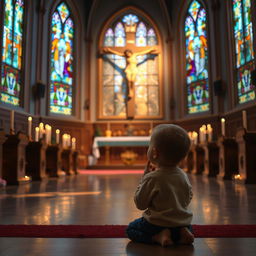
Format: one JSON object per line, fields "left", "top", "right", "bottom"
{"left": 144, "top": 161, "right": 156, "bottom": 176}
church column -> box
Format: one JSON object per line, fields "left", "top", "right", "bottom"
{"left": 84, "top": 38, "right": 92, "bottom": 121}
{"left": 211, "top": 0, "right": 224, "bottom": 114}
{"left": 35, "top": 0, "right": 46, "bottom": 116}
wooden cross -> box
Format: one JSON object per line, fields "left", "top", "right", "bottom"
{"left": 101, "top": 28, "right": 159, "bottom": 119}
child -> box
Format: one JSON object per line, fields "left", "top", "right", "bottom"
{"left": 126, "top": 124, "right": 194, "bottom": 246}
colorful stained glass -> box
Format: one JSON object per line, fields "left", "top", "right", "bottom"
{"left": 102, "top": 13, "right": 159, "bottom": 117}
{"left": 136, "top": 22, "right": 147, "bottom": 46}
{"left": 1, "top": 0, "right": 24, "bottom": 106}
{"left": 50, "top": 2, "right": 74, "bottom": 115}
{"left": 122, "top": 14, "right": 139, "bottom": 26}
{"left": 185, "top": 0, "right": 209, "bottom": 114}
{"left": 232, "top": 0, "right": 255, "bottom": 104}
{"left": 114, "top": 22, "right": 125, "bottom": 46}
{"left": 147, "top": 28, "right": 157, "bottom": 46}
{"left": 104, "top": 28, "right": 114, "bottom": 46}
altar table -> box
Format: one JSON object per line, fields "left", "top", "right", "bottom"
{"left": 92, "top": 136, "right": 150, "bottom": 164}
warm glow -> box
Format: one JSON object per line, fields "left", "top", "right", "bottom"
{"left": 56, "top": 129, "right": 60, "bottom": 134}
{"left": 221, "top": 118, "right": 225, "bottom": 123}
{"left": 35, "top": 127, "right": 39, "bottom": 132}
{"left": 28, "top": 116, "right": 32, "bottom": 121}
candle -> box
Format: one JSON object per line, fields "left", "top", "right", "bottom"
{"left": 207, "top": 124, "right": 213, "bottom": 142}
{"left": 107, "top": 122, "right": 110, "bottom": 130}
{"left": 62, "top": 134, "right": 66, "bottom": 148}
{"left": 221, "top": 118, "right": 225, "bottom": 136}
{"left": 10, "top": 110, "right": 14, "bottom": 134}
{"left": 28, "top": 116, "right": 32, "bottom": 139}
{"left": 45, "top": 124, "right": 52, "bottom": 144}
{"left": 56, "top": 129, "right": 60, "bottom": 144}
{"left": 72, "top": 137, "right": 76, "bottom": 150}
{"left": 67, "top": 134, "right": 71, "bottom": 147}
{"left": 39, "top": 122, "right": 44, "bottom": 139}
{"left": 192, "top": 131, "right": 198, "bottom": 145}
{"left": 242, "top": 110, "right": 247, "bottom": 129}
{"left": 35, "top": 127, "right": 39, "bottom": 142}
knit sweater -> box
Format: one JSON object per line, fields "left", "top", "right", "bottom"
{"left": 134, "top": 167, "right": 193, "bottom": 227}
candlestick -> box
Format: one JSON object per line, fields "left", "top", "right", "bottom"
{"left": 35, "top": 127, "right": 39, "bottom": 142}
{"left": 39, "top": 122, "right": 44, "bottom": 139}
{"left": 221, "top": 118, "right": 225, "bottom": 136}
{"left": 56, "top": 129, "right": 60, "bottom": 144}
{"left": 207, "top": 124, "right": 213, "bottom": 142}
{"left": 28, "top": 116, "right": 32, "bottom": 139}
{"left": 72, "top": 137, "right": 76, "bottom": 150}
{"left": 242, "top": 110, "right": 247, "bottom": 130}
{"left": 10, "top": 110, "right": 14, "bottom": 134}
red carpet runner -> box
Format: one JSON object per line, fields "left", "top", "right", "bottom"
{"left": 0, "top": 225, "right": 256, "bottom": 238}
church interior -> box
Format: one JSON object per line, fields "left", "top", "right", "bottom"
{"left": 0, "top": 0, "right": 256, "bottom": 255}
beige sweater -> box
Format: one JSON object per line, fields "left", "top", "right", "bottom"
{"left": 134, "top": 167, "right": 193, "bottom": 227}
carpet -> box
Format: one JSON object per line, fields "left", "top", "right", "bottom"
{"left": 0, "top": 225, "right": 256, "bottom": 238}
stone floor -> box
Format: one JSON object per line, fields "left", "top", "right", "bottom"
{"left": 0, "top": 170, "right": 256, "bottom": 255}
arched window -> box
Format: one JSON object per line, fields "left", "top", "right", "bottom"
{"left": 0, "top": 0, "right": 25, "bottom": 106}
{"left": 185, "top": 0, "right": 209, "bottom": 114}
{"left": 99, "top": 10, "right": 161, "bottom": 119}
{"left": 232, "top": 0, "right": 255, "bottom": 104}
{"left": 50, "top": 2, "right": 74, "bottom": 115}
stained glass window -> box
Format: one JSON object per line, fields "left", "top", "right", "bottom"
{"left": 50, "top": 2, "right": 74, "bottom": 115}
{"left": 0, "top": 0, "right": 24, "bottom": 106}
{"left": 101, "top": 12, "right": 159, "bottom": 118}
{"left": 232, "top": 0, "right": 255, "bottom": 104}
{"left": 185, "top": 0, "right": 209, "bottom": 114}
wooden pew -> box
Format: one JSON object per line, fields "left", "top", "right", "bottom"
{"left": 46, "top": 145, "right": 63, "bottom": 177}
{"left": 191, "top": 144, "right": 205, "bottom": 175}
{"left": 202, "top": 142, "right": 219, "bottom": 177}
{"left": 236, "top": 128, "right": 256, "bottom": 184}
{"left": 2, "top": 133, "right": 29, "bottom": 185}
{"left": 217, "top": 136, "right": 238, "bottom": 180}
{"left": 26, "top": 140, "right": 47, "bottom": 181}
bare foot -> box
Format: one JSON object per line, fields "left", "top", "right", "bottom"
{"left": 152, "top": 229, "right": 173, "bottom": 247}
{"left": 179, "top": 227, "right": 194, "bottom": 244}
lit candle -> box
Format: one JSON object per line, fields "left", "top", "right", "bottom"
{"left": 62, "top": 134, "right": 66, "bottom": 148}
{"left": 221, "top": 118, "right": 225, "bottom": 136}
{"left": 242, "top": 110, "right": 247, "bottom": 130}
{"left": 193, "top": 131, "right": 198, "bottom": 145}
{"left": 72, "top": 137, "right": 76, "bottom": 150}
{"left": 35, "top": 127, "right": 39, "bottom": 142}
{"left": 39, "top": 122, "right": 44, "bottom": 139}
{"left": 10, "top": 110, "right": 14, "bottom": 134}
{"left": 56, "top": 129, "right": 60, "bottom": 144}
{"left": 45, "top": 124, "right": 52, "bottom": 144}
{"left": 207, "top": 124, "right": 213, "bottom": 142}
{"left": 67, "top": 134, "right": 71, "bottom": 147}
{"left": 28, "top": 116, "right": 32, "bottom": 139}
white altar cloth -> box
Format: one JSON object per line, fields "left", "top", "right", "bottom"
{"left": 92, "top": 136, "right": 151, "bottom": 159}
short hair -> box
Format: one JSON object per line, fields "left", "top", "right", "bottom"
{"left": 151, "top": 124, "right": 191, "bottom": 165}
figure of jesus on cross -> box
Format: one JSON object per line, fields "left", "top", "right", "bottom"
{"left": 101, "top": 47, "right": 158, "bottom": 100}
{"left": 100, "top": 37, "right": 159, "bottom": 119}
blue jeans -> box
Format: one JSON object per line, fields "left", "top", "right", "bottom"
{"left": 126, "top": 217, "right": 193, "bottom": 244}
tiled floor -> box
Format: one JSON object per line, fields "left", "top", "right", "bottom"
{"left": 0, "top": 171, "right": 256, "bottom": 255}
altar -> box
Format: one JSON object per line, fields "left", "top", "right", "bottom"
{"left": 92, "top": 136, "right": 150, "bottom": 166}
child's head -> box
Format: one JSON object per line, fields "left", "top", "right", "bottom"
{"left": 147, "top": 124, "right": 191, "bottom": 166}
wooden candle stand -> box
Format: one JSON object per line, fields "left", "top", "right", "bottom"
{"left": 46, "top": 145, "right": 62, "bottom": 177}
{"left": 192, "top": 145, "right": 205, "bottom": 175}
{"left": 202, "top": 142, "right": 219, "bottom": 177}
{"left": 26, "top": 140, "right": 47, "bottom": 181}
{"left": 2, "top": 133, "right": 29, "bottom": 185}
{"left": 0, "top": 131, "right": 7, "bottom": 179}
{"left": 61, "top": 148, "right": 74, "bottom": 175}
{"left": 72, "top": 151, "right": 79, "bottom": 175}
{"left": 217, "top": 136, "right": 238, "bottom": 180}
{"left": 236, "top": 128, "right": 256, "bottom": 184}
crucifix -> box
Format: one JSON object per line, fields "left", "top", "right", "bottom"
{"left": 100, "top": 24, "right": 159, "bottom": 119}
